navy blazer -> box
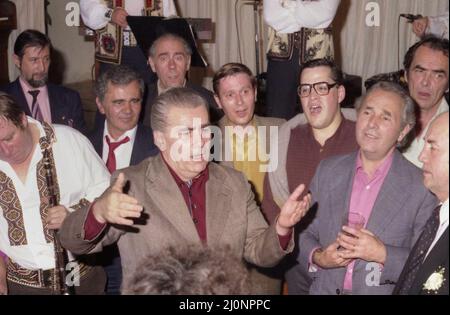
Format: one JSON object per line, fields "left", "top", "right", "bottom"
{"left": 410, "top": 227, "right": 449, "bottom": 295}
{"left": 88, "top": 123, "right": 159, "bottom": 167}
{"left": 0, "top": 79, "right": 86, "bottom": 133}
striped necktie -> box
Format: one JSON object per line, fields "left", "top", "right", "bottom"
{"left": 28, "top": 90, "right": 44, "bottom": 121}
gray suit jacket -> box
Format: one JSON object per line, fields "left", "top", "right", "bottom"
{"left": 60, "top": 154, "right": 294, "bottom": 284}
{"left": 298, "top": 150, "right": 438, "bottom": 295}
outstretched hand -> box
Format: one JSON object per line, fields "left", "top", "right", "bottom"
{"left": 276, "top": 184, "right": 312, "bottom": 235}
{"left": 92, "top": 173, "right": 143, "bottom": 226}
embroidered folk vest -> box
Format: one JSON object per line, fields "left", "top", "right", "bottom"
{"left": 0, "top": 123, "right": 59, "bottom": 247}
{"left": 95, "top": 0, "right": 164, "bottom": 64}
{"left": 266, "top": 26, "right": 334, "bottom": 64}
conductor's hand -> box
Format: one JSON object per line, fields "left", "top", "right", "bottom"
{"left": 92, "top": 173, "right": 143, "bottom": 226}
{"left": 46, "top": 206, "right": 69, "bottom": 230}
{"left": 276, "top": 184, "right": 312, "bottom": 236}
{"left": 112, "top": 7, "right": 129, "bottom": 28}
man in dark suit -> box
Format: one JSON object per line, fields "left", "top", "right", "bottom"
{"left": 0, "top": 30, "right": 86, "bottom": 133}
{"left": 93, "top": 33, "right": 221, "bottom": 129}
{"left": 89, "top": 64, "right": 158, "bottom": 294}
{"left": 394, "top": 112, "right": 449, "bottom": 295}
{"left": 143, "top": 33, "right": 221, "bottom": 125}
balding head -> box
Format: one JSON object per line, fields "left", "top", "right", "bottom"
{"left": 419, "top": 112, "right": 449, "bottom": 201}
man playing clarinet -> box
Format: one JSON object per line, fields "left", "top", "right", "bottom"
{"left": 0, "top": 92, "right": 109, "bottom": 294}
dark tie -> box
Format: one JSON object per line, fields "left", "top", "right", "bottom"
{"left": 395, "top": 205, "right": 441, "bottom": 294}
{"left": 28, "top": 90, "right": 43, "bottom": 121}
{"left": 105, "top": 135, "right": 130, "bottom": 173}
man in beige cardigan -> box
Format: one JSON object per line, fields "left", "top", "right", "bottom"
{"left": 59, "top": 87, "right": 311, "bottom": 293}
{"left": 213, "top": 63, "right": 285, "bottom": 294}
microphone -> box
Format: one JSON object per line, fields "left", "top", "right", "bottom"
{"left": 400, "top": 14, "right": 423, "bottom": 23}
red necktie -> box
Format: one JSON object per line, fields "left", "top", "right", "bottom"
{"left": 105, "top": 135, "right": 130, "bottom": 173}
{"left": 28, "top": 90, "right": 44, "bottom": 121}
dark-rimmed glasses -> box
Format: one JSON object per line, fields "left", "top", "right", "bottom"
{"left": 297, "top": 82, "right": 338, "bottom": 97}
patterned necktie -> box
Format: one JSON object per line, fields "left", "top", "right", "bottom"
{"left": 395, "top": 205, "right": 441, "bottom": 294}
{"left": 105, "top": 135, "right": 130, "bottom": 173}
{"left": 28, "top": 90, "right": 43, "bottom": 121}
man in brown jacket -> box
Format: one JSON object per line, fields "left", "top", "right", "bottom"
{"left": 59, "top": 87, "right": 311, "bottom": 293}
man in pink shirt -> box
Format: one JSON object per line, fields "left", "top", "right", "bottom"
{"left": 298, "top": 81, "right": 438, "bottom": 294}
{"left": 0, "top": 30, "right": 86, "bottom": 133}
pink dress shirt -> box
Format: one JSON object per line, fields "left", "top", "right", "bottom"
{"left": 342, "top": 150, "right": 394, "bottom": 292}
{"left": 19, "top": 77, "right": 52, "bottom": 123}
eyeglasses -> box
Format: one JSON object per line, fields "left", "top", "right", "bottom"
{"left": 297, "top": 82, "right": 338, "bottom": 97}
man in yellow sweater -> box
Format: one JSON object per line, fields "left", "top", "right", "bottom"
{"left": 213, "top": 63, "right": 285, "bottom": 294}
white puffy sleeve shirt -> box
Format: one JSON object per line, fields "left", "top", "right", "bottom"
{"left": 80, "top": 0, "right": 177, "bottom": 30}
{"left": 0, "top": 120, "right": 110, "bottom": 270}
{"left": 263, "top": 0, "right": 340, "bottom": 34}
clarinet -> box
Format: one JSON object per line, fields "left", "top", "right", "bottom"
{"left": 43, "top": 149, "right": 74, "bottom": 295}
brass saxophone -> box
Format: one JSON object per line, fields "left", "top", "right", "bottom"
{"left": 42, "top": 149, "right": 74, "bottom": 295}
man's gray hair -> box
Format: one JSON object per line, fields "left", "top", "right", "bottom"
{"left": 148, "top": 33, "right": 193, "bottom": 58}
{"left": 95, "top": 65, "right": 145, "bottom": 101}
{"left": 355, "top": 81, "right": 416, "bottom": 148}
{"left": 151, "top": 87, "right": 209, "bottom": 132}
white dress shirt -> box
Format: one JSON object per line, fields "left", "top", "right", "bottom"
{"left": 0, "top": 118, "right": 110, "bottom": 270}
{"left": 427, "top": 11, "right": 449, "bottom": 40}
{"left": 102, "top": 122, "right": 137, "bottom": 171}
{"left": 403, "top": 98, "right": 449, "bottom": 168}
{"left": 426, "top": 199, "right": 449, "bottom": 259}
{"left": 263, "top": 0, "right": 341, "bottom": 34}
{"left": 80, "top": 0, "right": 177, "bottom": 30}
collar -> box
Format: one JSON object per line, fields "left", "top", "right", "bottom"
{"left": 19, "top": 76, "right": 47, "bottom": 94}
{"left": 306, "top": 114, "right": 348, "bottom": 147}
{"left": 157, "top": 79, "right": 187, "bottom": 95}
{"left": 27, "top": 116, "right": 47, "bottom": 139}
{"left": 160, "top": 153, "right": 209, "bottom": 186}
{"left": 103, "top": 121, "right": 138, "bottom": 144}
{"left": 440, "top": 199, "right": 449, "bottom": 227}
{"left": 356, "top": 149, "right": 395, "bottom": 178}
{"left": 225, "top": 117, "right": 257, "bottom": 141}
{"left": 436, "top": 98, "right": 449, "bottom": 116}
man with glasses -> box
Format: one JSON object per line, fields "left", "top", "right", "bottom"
{"left": 59, "top": 87, "right": 312, "bottom": 291}
{"left": 298, "top": 81, "right": 436, "bottom": 294}
{"left": 261, "top": 58, "right": 358, "bottom": 294}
